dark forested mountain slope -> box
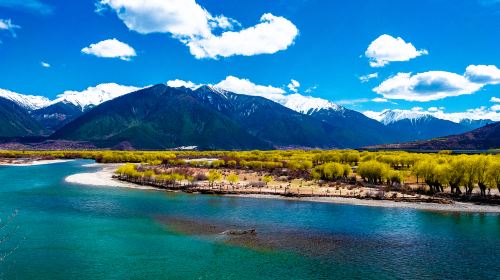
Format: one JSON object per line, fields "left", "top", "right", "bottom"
{"left": 51, "top": 85, "right": 274, "bottom": 150}
{"left": 0, "top": 97, "right": 45, "bottom": 137}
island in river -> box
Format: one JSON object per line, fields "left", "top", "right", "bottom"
{"left": 2, "top": 149, "right": 500, "bottom": 213}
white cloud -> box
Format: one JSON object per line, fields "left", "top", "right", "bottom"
{"left": 187, "top": 14, "right": 298, "bottom": 59}
{"left": 373, "top": 65, "right": 500, "bottom": 102}
{"left": 166, "top": 79, "right": 200, "bottom": 89}
{"left": 336, "top": 98, "right": 370, "bottom": 105}
{"left": 305, "top": 86, "right": 317, "bottom": 94}
{"left": 364, "top": 106, "right": 500, "bottom": 123}
{"left": 373, "top": 71, "right": 483, "bottom": 102}
{"left": 209, "top": 15, "right": 240, "bottom": 30}
{"left": 287, "top": 79, "right": 300, "bottom": 93}
{"left": 81, "top": 38, "right": 136, "bottom": 61}
{"left": 372, "top": 97, "right": 388, "bottom": 103}
{"left": 41, "top": 61, "right": 50, "bottom": 68}
{"left": 99, "top": 0, "right": 213, "bottom": 38}
{"left": 360, "top": 73, "right": 378, "bottom": 83}
{"left": 465, "top": 65, "right": 500, "bottom": 85}
{"left": 0, "top": 18, "right": 20, "bottom": 37}
{"left": 491, "top": 97, "right": 500, "bottom": 102}
{"left": 365, "top": 34, "right": 428, "bottom": 67}
{"left": 99, "top": 1, "right": 298, "bottom": 59}
{"left": 214, "top": 76, "right": 286, "bottom": 96}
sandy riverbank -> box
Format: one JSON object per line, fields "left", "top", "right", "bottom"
{"left": 66, "top": 163, "right": 500, "bottom": 213}
{"left": 0, "top": 159, "right": 74, "bottom": 166}
{"left": 65, "top": 163, "right": 157, "bottom": 190}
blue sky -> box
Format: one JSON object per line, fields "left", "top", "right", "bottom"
{"left": 0, "top": 0, "right": 499, "bottom": 120}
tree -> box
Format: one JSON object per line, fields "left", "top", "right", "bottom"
{"left": 446, "top": 158, "right": 466, "bottom": 194}
{"left": 227, "top": 173, "right": 239, "bottom": 191}
{"left": 171, "top": 173, "right": 185, "bottom": 188}
{"left": 263, "top": 175, "right": 272, "bottom": 186}
{"left": 357, "top": 160, "right": 390, "bottom": 184}
{"left": 486, "top": 160, "right": 500, "bottom": 192}
{"left": 462, "top": 157, "right": 478, "bottom": 195}
{"left": 412, "top": 160, "right": 448, "bottom": 193}
{"left": 115, "top": 163, "right": 136, "bottom": 178}
{"left": 207, "top": 170, "right": 222, "bottom": 189}
{"left": 474, "top": 156, "right": 491, "bottom": 196}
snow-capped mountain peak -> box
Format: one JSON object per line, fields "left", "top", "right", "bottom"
{"left": 168, "top": 81, "right": 343, "bottom": 115}
{"left": 0, "top": 88, "right": 51, "bottom": 110}
{"left": 269, "top": 93, "right": 343, "bottom": 115}
{"left": 378, "top": 109, "right": 432, "bottom": 125}
{"left": 50, "top": 83, "right": 141, "bottom": 111}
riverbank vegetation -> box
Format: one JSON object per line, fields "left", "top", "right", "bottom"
{"left": 1, "top": 149, "right": 500, "bottom": 203}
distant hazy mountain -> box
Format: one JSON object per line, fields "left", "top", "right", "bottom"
{"left": 367, "top": 110, "right": 493, "bottom": 142}
{"left": 459, "top": 118, "right": 494, "bottom": 131}
{"left": 309, "top": 107, "right": 399, "bottom": 147}
{"left": 0, "top": 97, "right": 45, "bottom": 137}
{"left": 31, "top": 102, "right": 85, "bottom": 131}
{"left": 369, "top": 122, "right": 500, "bottom": 150}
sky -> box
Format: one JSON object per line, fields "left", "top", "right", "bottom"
{"left": 0, "top": 0, "right": 500, "bottom": 121}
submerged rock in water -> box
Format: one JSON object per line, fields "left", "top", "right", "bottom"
{"left": 221, "top": 229, "right": 257, "bottom": 236}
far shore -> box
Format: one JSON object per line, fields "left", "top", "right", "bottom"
{"left": 0, "top": 158, "right": 74, "bottom": 166}
{"left": 66, "top": 163, "right": 500, "bottom": 214}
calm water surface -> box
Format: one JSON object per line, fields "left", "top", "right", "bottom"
{"left": 0, "top": 160, "right": 499, "bottom": 279}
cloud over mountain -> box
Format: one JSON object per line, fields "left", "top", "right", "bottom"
{"left": 365, "top": 34, "right": 428, "bottom": 67}
{"left": 373, "top": 65, "right": 500, "bottom": 102}
{"left": 81, "top": 38, "right": 136, "bottom": 61}
{"left": 98, "top": 0, "right": 298, "bottom": 59}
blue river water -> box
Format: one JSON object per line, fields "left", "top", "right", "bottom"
{"left": 0, "top": 160, "right": 499, "bottom": 279}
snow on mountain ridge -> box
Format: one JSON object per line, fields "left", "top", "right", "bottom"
{"left": 50, "top": 83, "right": 141, "bottom": 111}
{"left": 266, "top": 93, "right": 343, "bottom": 115}
{"left": 0, "top": 84, "right": 142, "bottom": 112}
{"left": 169, "top": 83, "right": 343, "bottom": 115}
{"left": 0, "top": 88, "right": 51, "bottom": 110}
{"left": 378, "top": 109, "right": 432, "bottom": 125}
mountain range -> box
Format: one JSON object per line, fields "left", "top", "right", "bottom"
{"left": 368, "top": 122, "right": 500, "bottom": 150}
{"left": 0, "top": 83, "right": 496, "bottom": 150}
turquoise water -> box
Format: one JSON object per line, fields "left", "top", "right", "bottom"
{"left": 0, "top": 160, "right": 499, "bottom": 279}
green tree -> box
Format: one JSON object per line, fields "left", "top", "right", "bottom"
{"left": 227, "top": 173, "right": 239, "bottom": 191}
{"left": 475, "top": 156, "right": 491, "bottom": 196}
{"left": 486, "top": 160, "right": 500, "bottom": 192}
{"left": 263, "top": 175, "right": 272, "bottom": 186}
{"left": 208, "top": 170, "right": 222, "bottom": 189}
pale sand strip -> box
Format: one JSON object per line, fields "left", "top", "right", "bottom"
{"left": 0, "top": 159, "right": 74, "bottom": 166}
{"left": 65, "top": 164, "right": 157, "bottom": 190}
{"left": 66, "top": 163, "right": 500, "bottom": 213}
